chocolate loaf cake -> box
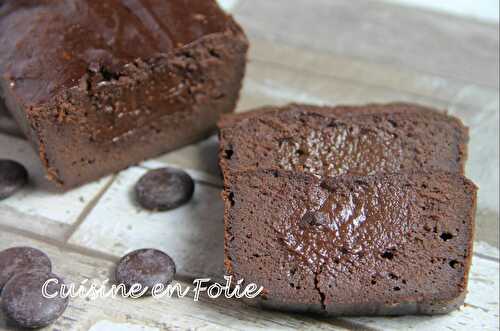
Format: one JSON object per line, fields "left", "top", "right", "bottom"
{"left": 223, "top": 170, "right": 477, "bottom": 315}
{"left": 219, "top": 103, "right": 468, "bottom": 179}
{"left": 0, "top": 0, "right": 248, "bottom": 188}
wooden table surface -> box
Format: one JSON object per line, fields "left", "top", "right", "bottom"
{"left": 0, "top": 1, "right": 498, "bottom": 330}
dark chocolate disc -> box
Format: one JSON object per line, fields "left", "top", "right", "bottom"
{"left": 0, "top": 246, "right": 52, "bottom": 291}
{"left": 115, "top": 249, "right": 176, "bottom": 296}
{"left": 0, "top": 159, "right": 28, "bottom": 200}
{"left": 135, "top": 167, "right": 195, "bottom": 211}
{"left": 1, "top": 271, "right": 69, "bottom": 328}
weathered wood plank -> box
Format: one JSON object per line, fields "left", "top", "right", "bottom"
{"left": 67, "top": 166, "right": 226, "bottom": 279}
{"left": 234, "top": 0, "right": 499, "bottom": 88}
{"left": 0, "top": 231, "right": 349, "bottom": 331}
{"left": 0, "top": 133, "right": 113, "bottom": 240}
{"left": 2, "top": 221, "right": 499, "bottom": 330}
{"left": 247, "top": 39, "right": 499, "bottom": 110}
{"left": 385, "top": 0, "right": 499, "bottom": 23}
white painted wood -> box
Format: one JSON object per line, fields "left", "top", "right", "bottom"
{"left": 2, "top": 221, "right": 499, "bottom": 330}
{"left": 234, "top": 0, "right": 499, "bottom": 88}
{"left": 68, "top": 166, "right": 225, "bottom": 279}
{"left": 474, "top": 241, "right": 500, "bottom": 259}
{"left": 247, "top": 39, "right": 499, "bottom": 111}
{"left": 0, "top": 231, "right": 348, "bottom": 331}
{"left": 1, "top": 177, "right": 110, "bottom": 225}
{"left": 0, "top": 205, "right": 69, "bottom": 241}
{"left": 88, "top": 321, "right": 160, "bottom": 331}
{"left": 0, "top": 133, "right": 111, "bottom": 226}
{"left": 458, "top": 97, "right": 500, "bottom": 213}
{"left": 385, "top": 0, "right": 500, "bottom": 23}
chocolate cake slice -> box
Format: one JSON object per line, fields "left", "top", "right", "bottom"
{"left": 0, "top": 0, "right": 248, "bottom": 188}
{"left": 219, "top": 103, "right": 468, "bottom": 180}
{"left": 223, "top": 170, "right": 477, "bottom": 315}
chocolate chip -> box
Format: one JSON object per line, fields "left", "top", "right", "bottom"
{"left": 115, "top": 249, "right": 176, "bottom": 296}
{"left": 0, "top": 247, "right": 52, "bottom": 292}
{"left": 1, "top": 271, "right": 69, "bottom": 329}
{"left": 135, "top": 168, "right": 195, "bottom": 211}
{"left": 300, "top": 211, "right": 329, "bottom": 228}
{"left": 0, "top": 160, "right": 28, "bottom": 200}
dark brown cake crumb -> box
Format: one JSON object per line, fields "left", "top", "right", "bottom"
{"left": 218, "top": 103, "right": 468, "bottom": 180}
{"left": 223, "top": 170, "right": 476, "bottom": 316}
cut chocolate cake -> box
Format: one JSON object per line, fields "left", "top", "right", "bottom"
{"left": 219, "top": 103, "right": 468, "bottom": 180}
{"left": 0, "top": 0, "right": 248, "bottom": 188}
{"left": 223, "top": 170, "right": 477, "bottom": 315}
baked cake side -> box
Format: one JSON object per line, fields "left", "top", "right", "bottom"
{"left": 223, "top": 170, "right": 477, "bottom": 315}
{"left": 218, "top": 103, "right": 468, "bottom": 180}
{"left": 0, "top": 0, "right": 248, "bottom": 188}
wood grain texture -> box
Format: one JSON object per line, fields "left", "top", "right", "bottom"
{"left": 0, "top": 231, "right": 352, "bottom": 331}
{"left": 0, "top": 220, "right": 498, "bottom": 330}
{"left": 67, "top": 166, "right": 226, "bottom": 279}
{"left": 246, "top": 39, "right": 499, "bottom": 111}
{"left": 234, "top": 0, "right": 499, "bottom": 88}
{"left": 0, "top": 134, "right": 112, "bottom": 232}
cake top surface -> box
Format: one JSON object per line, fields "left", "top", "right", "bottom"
{"left": 219, "top": 103, "right": 468, "bottom": 177}
{"left": 219, "top": 102, "right": 453, "bottom": 127}
{"left": 0, "top": 0, "right": 233, "bottom": 105}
